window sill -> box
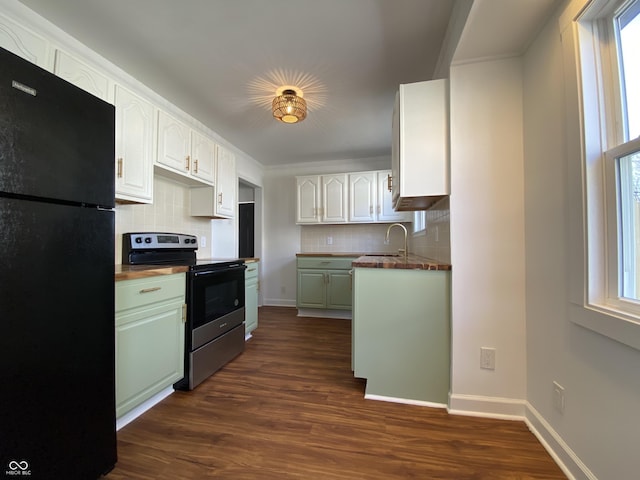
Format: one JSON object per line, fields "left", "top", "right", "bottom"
{"left": 572, "top": 302, "right": 640, "bottom": 350}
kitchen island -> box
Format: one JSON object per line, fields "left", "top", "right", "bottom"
{"left": 351, "top": 254, "right": 451, "bottom": 407}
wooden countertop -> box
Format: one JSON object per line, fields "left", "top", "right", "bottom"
{"left": 115, "top": 264, "right": 189, "bottom": 281}
{"left": 296, "top": 252, "right": 378, "bottom": 258}
{"left": 297, "top": 252, "right": 451, "bottom": 270}
{"left": 115, "top": 258, "right": 259, "bottom": 281}
{"left": 352, "top": 254, "right": 451, "bottom": 271}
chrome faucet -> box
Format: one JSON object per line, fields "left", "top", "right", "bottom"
{"left": 385, "top": 223, "right": 408, "bottom": 257}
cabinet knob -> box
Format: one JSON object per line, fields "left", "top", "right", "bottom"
{"left": 117, "top": 158, "right": 123, "bottom": 178}
{"left": 387, "top": 174, "right": 393, "bottom": 192}
{"left": 186, "top": 155, "right": 190, "bottom": 171}
{"left": 194, "top": 158, "right": 199, "bottom": 173}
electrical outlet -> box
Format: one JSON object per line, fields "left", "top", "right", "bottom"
{"left": 200, "top": 236, "right": 207, "bottom": 248}
{"left": 553, "top": 381, "right": 565, "bottom": 414}
{"left": 327, "top": 236, "right": 333, "bottom": 245}
{"left": 480, "top": 347, "right": 496, "bottom": 370}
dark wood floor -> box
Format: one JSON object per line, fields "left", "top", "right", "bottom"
{"left": 106, "top": 306, "right": 566, "bottom": 479}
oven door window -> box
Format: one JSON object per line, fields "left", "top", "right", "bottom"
{"left": 190, "top": 267, "right": 245, "bottom": 329}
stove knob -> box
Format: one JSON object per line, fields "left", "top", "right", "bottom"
{"left": 135, "top": 237, "right": 142, "bottom": 244}
{"left": 190, "top": 238, "right": 197, "bottom": 244}
{"left": 184, "top": 238, "right": 190, "bottom": 244}
{"left": 144, "top": 237, "right": 152, "bottom": 244}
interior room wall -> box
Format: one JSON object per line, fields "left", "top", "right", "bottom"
{"left": 449, "top": 57, "right": 527, "bottom": 410}
{"left": 522, "top": 4, "right": 640, "bottom": 478}
{"left": 262, "top": 157, "right": 390, "bottom": 306}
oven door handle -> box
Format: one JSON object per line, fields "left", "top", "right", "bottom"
{"left": 193, "top": 264, "right": 245, "bottom": 277}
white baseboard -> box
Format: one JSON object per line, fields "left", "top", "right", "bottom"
{"left": 525, "top": 403, "right": 596, "bottom": 480}
{"left": 447, "top": 393, "right": 527, "bottom": 420}
{"left": 447, "top": 394, "right": 595, "bottom": 480}
{"left": 263, "top": 298, "right": 297, "bottom": 307}
{"left": 116, "top": 386, "right": 174, "bottom": 431}
{"left": 365, "top": 393, "right": 447, "bottom": 409}
{"left": 296, "top": 308, "right": 352, "bottom": 319}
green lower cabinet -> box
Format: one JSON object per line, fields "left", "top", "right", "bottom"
{"left": 296, "top": 256, "right": 357, "bottom": 310}
{"left": 245, "top": 262, "right": 259, "bottom": 335}
{"left": 352, "top": 267, "right": 451, "bottom": 405}
{"left": 115, "top": 273, "right": 186, "bottom": 418}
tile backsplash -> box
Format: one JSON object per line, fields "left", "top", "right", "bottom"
{"left": 115, "top": 177, "right": 212, "bottom": 263}
{"left": 300, "top": 197, "right": 451, "bottom": 264}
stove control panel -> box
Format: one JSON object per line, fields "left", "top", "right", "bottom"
{"left": 123, "top": 232, "right": 198, "bottom": 250}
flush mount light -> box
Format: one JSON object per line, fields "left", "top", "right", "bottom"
{"left": 272, "top": 87, "right": 307, "bottom": 124}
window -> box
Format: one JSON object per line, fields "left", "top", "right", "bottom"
{"left": 413, "top": 211, "right": 426, "bottom": 235}
{"left": 605, "top": 1, "right": 640, "bottom": 308}
{"left": 563, "top": 0, "right": 640, "bottom": 348}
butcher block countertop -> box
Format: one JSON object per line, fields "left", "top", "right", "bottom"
{"left": 352, "top": 254, "right": 451, "bottom": 271}
{"left": 115, "top": 258, "right": 259, "bottom": 281}
{"left": 115, "top": 264, "right": 189, "bottom": 281}
{"left": 297, "top": 252, "right": 451, "bottom": 271}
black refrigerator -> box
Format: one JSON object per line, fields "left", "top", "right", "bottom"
{"left": 0, "top": 48, "right": 117, "bottom": 478}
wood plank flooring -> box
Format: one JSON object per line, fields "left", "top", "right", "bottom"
{"left": 106, "top": 306, "right": 566, "bottom": 479}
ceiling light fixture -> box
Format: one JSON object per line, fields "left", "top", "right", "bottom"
{"left": 272, "top": 88, "right": 307, "bottom": 124}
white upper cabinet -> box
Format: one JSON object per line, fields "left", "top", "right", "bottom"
{"left": 0, "top": 12, "right": 51, "bottom": 69}
{"left": 115, "top": 85, "right": 154, "bottom": 204}
{"left": 189, "top": 144, "right": 236, "bottom": 219}
{"left": 349, "top": 170, "right": 410, "bottom": 223}
{"left": 376, "top": 170, "right": 410, "bottom": 222}
{"left": 349, "top": 172, "right": 376, "bottom": 223}
{"left": 296, "top": 176, "right": 321, "bottom": 224}
{"left": 54, "top": 50, "right": 111, "bottom": 103}
{"left": 157, "top": 110, "right": 191, "bottom": 174}
{"left": 300, "top": 170, "right": 410, "bottom": 225}
{"left": 391, "top": 79, "right": 449, "bottom": 211}
{"left": 296, "top": 175, "right": 348, "bottom": 224}
{"left": 190, "top": 130, "right": 215, "bottom": 184}
{"left": 156, "top": 110, "right": 216, "bottom": 187}
{"left": 321, "top": 174, "right": 348, "bottom": 223}
{"left": 214, "top": 145, "right": 236, "bottom": 218}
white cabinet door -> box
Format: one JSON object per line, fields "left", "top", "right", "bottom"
{"left": 349, "top": 172, "right": 376, "bottom": 222}
{"left": 54, "top": 50, "right": 111, "bottom": 102}
{"left": 376, "top": 170, "right": 409, "bottom": 222}
{"left": 190, "top": 131, "right": 216, "bottom": 184}
{"left": 0, "top": 13, "right": 51, "bottom": 69}
{"left": 296, "top": 176, "right": 321, "bottom": 224}
{"left": 115, "top": 85, "right": 154, "bottom": 203}
{"left": 157, "top": 110, "right": 190, "bottom": 173}
{"left": 322, "top": 174, "right": 348, "bottom": 223}
{"left": 214, "top": 145, "right": 236, "bottom": 218}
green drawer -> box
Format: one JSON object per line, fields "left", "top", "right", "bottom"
{"left": 116, "top": 273, "right": 185, "bottom": 314}
{"left": 297, "top": 257, "right": 357, "bottom": 270}
{"left": 245, "top": 262, "right": 259, "bottom": 281}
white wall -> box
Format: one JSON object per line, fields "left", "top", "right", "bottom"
{"left": 449, "top": 58, "right": 527, "bottom": 411}
{"left": 523, "top": 5, "right": 640, "bottom": 479}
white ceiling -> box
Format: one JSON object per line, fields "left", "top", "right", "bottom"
{"left": 17, "top": 0, "right": 558, "bottom": 167}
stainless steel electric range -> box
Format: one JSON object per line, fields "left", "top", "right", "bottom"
{"left": 122, "top": 232, "right": 246, "bottom": 390}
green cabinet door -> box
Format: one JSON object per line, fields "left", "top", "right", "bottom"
{"left": 245, "top": 262, "right": 259, "bottom": 335}
{"left": 297, "top": 269, "right": 327, "bottom": 308}
{"left": 326, "top": 270, "right": 352, "bottom": 309}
